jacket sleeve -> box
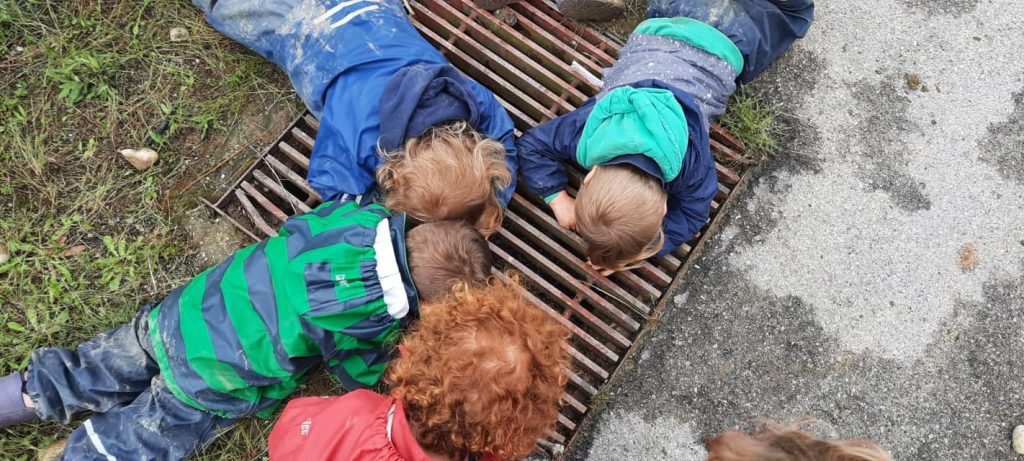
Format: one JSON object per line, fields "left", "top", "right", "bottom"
{"left": 658, "top": 148, "right": 718, "bottom": 256}
{"left": 469, "top": 82, "right": 519, "bottom": 207}
{"left": 307, "top": 85, "right": 382, "bottom": 201}
{"left": 323, "top": 344, "right": 395, "bottom": 390}
{"left": 515, "top": 102, "right": 593, "bottom": 200}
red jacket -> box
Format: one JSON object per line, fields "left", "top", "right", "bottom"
{"left": 269, "top": 391, "right": 434, "bottom": 461}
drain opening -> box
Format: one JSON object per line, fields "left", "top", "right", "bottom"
{"left": 202, "top": 0, "right": 749, "bottom": 456}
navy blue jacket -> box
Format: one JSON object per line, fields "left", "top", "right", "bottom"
{"left": 517, "top": 80, "right": 718, "bottom": 256}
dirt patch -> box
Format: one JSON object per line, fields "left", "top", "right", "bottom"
{"left": 169, "top": 97, "right": 300, "bottom": 201}
{"left": 956, "top": 242, "right": 979, "bottom": 272}
{"left": 899, "top": 0, "right": 979, "bottom": 17}
{"left": 586, "top": 0, "right": 645, "bottom": 41}
{"left": 184, "top": 207, "right": 250, "bottom": 269}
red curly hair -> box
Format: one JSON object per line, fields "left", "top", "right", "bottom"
{"left": 385, "top": 278, "right": 571, "bottom": 460}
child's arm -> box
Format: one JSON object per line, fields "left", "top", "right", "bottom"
{"left": 660, "top": 156, "right": 718, "bottom": 256}
{"left": 321, "top": 345, "right": 394, "bottom": 391}
{"left": 307, "top": 90, "right": 381, "bottom": 201}
{"left": 516, "top": 102, "right": 594, "bottom": 204}
{"left": 468, "top": 82, "right": 518, "bottom": 207}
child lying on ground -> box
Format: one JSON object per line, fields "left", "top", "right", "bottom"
{"left": 517, "top": 0, "right": 814, "bottom": 273}
{"left": 0, "top": 199, "right": 491, "bottom": 460}
{"left": 268, "top": 279, "right": 571, "bottom": 461}
{"left": 193, "top": 0, "right": 518, "bottom": 235}
{"left": 707, "top": 424, "right": 892, "bottom": 461}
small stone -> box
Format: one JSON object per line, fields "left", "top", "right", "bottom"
{"left": 494, "top": 7, "right": 518, "bottom": 25}
{"left": 905, "top": 73, "right": 922, "bottom": 91}
{"left": 169, "top": 27, "right": 189, "bottom": 42}
{"left": 120, "top": 147, "right": 159, "bottom": 171}
{"left": 1013, "top": 425, "right": 1024, "bottom": 454}
{"left": 0, "top": 243, "right": 9, "bottom": 265}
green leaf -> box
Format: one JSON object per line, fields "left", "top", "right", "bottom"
{"left": 26, "top": 308, "right": 37, "bottom": 328}
{"left": 101, "top": 235, "right": 116, "bottom": 254}
{"left": 6, "top": 322, "right": 26, "bottom": 333}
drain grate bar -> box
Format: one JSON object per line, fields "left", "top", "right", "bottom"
{"left": 206, "top": 1, "right": 750, "bottom": 456}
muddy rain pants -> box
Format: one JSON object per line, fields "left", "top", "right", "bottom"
{"left": 26, "top": 306, "right": 235, "bottom": 461}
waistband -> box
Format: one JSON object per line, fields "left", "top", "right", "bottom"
{"left": 632, "top": 17, "right": 744, "bottom": 77}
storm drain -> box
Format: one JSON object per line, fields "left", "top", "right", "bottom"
{"left": 203, "top": 0, "right": 748, "bottom": 457}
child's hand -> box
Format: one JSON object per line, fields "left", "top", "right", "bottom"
{"left": 548, "top": 191, "right": 577, "bottom": 230}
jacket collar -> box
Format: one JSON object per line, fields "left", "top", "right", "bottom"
{"left": 388, "top": 213, "right": 420, "bottom": 321}
{"left": 378, "top": 63, "right": 481, "bottom": 152}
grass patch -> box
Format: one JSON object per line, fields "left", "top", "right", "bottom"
{"left": 0, "top": 1, "right": 297, "bottom": 459}
{"left": 720, "top": 87, "right": 782, "bottom": 163}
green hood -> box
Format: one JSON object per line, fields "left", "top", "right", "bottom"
{"left": 576, "top": 86, "right": 689, "bottom": 182}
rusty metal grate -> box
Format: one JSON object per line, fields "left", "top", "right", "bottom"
{"left": 203, "top": 0, "right": 749, "bottom": 457}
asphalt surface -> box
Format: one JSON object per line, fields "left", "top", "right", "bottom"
{"left": 570, "top": 1, "right": 1024, "bottom": 459}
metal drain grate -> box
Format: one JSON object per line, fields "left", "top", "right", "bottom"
{"left": 202, "top": 0, "right": 749, "bottom": 456}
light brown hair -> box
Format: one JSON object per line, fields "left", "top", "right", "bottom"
{"left": 575, "top": 164, "right": 667, "bottom": 270}
{"left": 706, "top": 426, "right": 893, "bottom": 461}
{"left": 406, "top": 220, "right": 492, "bottom": 302}
{"left": 386, "top": 278, "right": 571, "bottom": 460}
{"left": 377, "top": 122, "right": 512, "bottom": 237}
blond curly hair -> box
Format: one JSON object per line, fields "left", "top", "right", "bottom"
{"left": 377, "top": 122, "right": 512, "bottom": 237}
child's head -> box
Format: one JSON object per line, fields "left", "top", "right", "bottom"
{"left": 386, "top": 278, "right": 571, "bottom": 460}
{"left": 706, "top": 426, "right": 892, "bottom": 461}
{"left": 377, "top": 122, "right": 512, "bottom": 237}
{"left": 576, "top": 164, "right": 668, "bottom": 270}
{"left": 406, "top": 221, "right": 492, "bottom": 303}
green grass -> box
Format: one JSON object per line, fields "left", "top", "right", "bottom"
{"left": 720, "top": 87, "right": 782, "bottom": 163}
{"left": 0, "top": 1, "right": 298, "bottom": 459}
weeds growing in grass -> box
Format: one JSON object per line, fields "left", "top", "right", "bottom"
{"left": 0, "top": 1, "right": 296, "bottom": 459}
{"left": 720, "top": 87, "right": 782, "bottom": 162}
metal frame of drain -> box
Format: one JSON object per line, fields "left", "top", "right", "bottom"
{"left": 202, "top": 0, "right": 750, "bottom": 457}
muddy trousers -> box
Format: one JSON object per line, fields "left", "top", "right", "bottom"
{"left": 190, "top": 0, "right": 411, "bottom": 117}
{"left": 646, "top": 0, "right": 815, "bottom": 83}
{"left": 25, "top": 306, "right": 236, "bottom": 461}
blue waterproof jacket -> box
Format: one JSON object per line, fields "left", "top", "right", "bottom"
{"left": 517, "top": 80, "right": 718, "bottom": 256}
{"left": 195, "top": 0, "right": 517, "bottom": 205}
{"left": 305, "top": 1, "right": 518, "bottom": 203}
